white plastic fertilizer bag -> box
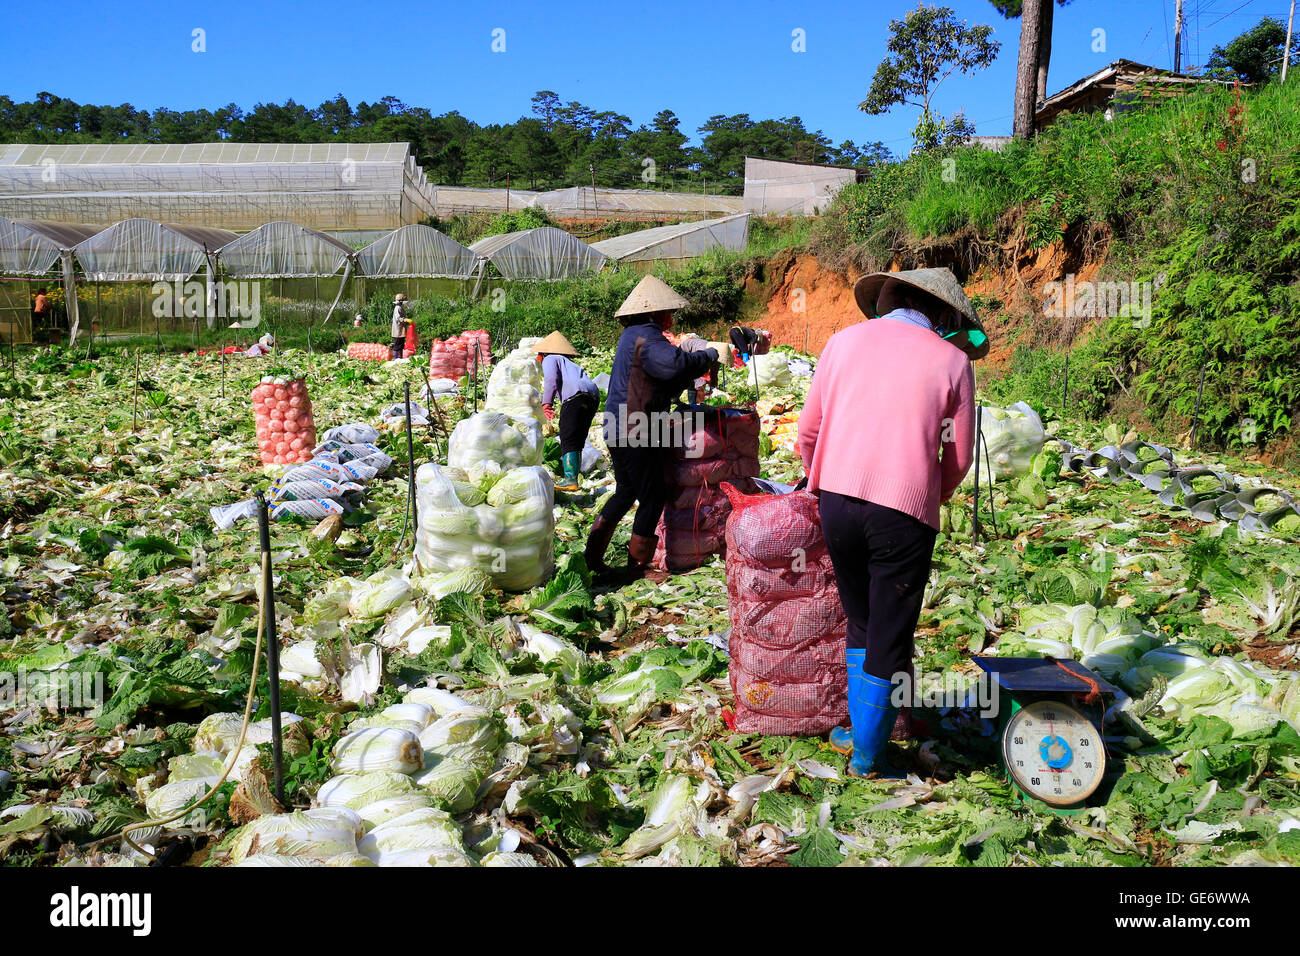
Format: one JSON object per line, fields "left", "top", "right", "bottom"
{"left": 447, "top": 411, "right": 543, "bottom": 471}
{"left": 414, "top": 462, "right": 554, "bottom": 592}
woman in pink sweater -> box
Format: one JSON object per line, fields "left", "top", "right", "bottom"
{"left": 798, "top": 268, "right": 982, "bottom": 776}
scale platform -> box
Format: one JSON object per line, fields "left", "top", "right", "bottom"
{"left": 972, "top": 656, "right": 1120, "bottom": 698}
{"left": 971, "top": 656, "right": 1119, "bottom": 811}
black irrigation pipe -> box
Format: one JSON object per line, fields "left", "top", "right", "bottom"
{"left": 253, "top": 491, "right": 286, "bottom": 806}
{"left": 1190, "top": 347, "right": 1208, "bottom": 451}
{"left": 980, "top": 424, "right": 1000, "bottom": 539}
{"left": 972, "top": 404, "right": 983, "bottom": 544}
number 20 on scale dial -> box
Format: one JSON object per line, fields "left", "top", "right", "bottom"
{"left": 1001, "top": 700, "right": 1106, "bottom": 807}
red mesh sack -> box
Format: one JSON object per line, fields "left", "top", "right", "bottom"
{"left": 428, "top": 341, "right": 468, "bottom": 380}
{"left": 721, "top": 484, "right": 848, "bottom": 735}
{"left": 651, "top": 408, "right": 761, "bottom": 572}
{"left": 252, "top": 378, "right": 317, "bottom": 466}
{"left": 463, "top": 330, "right": 492, "bottom": 375}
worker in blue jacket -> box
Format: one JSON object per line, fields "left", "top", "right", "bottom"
{"left": 585, "top": 275, "right": 718, "bottom": 581}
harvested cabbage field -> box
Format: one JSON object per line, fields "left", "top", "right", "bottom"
{"left": 2, "top": 343, "right": 1300, "bottom": 869}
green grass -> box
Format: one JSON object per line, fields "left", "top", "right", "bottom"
{"left": 814, "top": 78, "right": 1300, "bottom": 454}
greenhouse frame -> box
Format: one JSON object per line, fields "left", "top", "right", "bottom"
{"left": 469, "top": 227, "right": 609, "bottom": 282}
{"left": 0, "top": 217, "right": 97, "bottom": 345}
{"left": 2, "top": 209, "right": 746, "bottom": 343}
{"left": 0, "top": 143, "right": 440, "bottom": 233}
{"left": 590, "top": 213, "right": 750, "bottom": 265}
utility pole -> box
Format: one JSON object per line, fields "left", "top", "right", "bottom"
{"left": 1173, "top": 0, "right": 1185, "bottom": 74}
{"left": 1285, "top": 0, "right": 1297, "bottom": 83}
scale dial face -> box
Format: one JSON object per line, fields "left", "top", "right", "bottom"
{"left": 1002, "top": 700, "right": 1106, "bottom": 807}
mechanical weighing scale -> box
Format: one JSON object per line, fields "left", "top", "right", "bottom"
{"left": 973, "top": 656, "right": 1120, "bottom": 813}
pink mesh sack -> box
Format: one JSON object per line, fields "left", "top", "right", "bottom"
{"left": 721, "top": 484, "right": 848, "bottom": 735}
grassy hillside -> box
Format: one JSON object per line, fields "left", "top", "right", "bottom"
{"left": 811, "top": 80, "right": 1300, "bottom": 460}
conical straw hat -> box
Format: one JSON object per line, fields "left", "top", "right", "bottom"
{"left": 853, "top": 267, "right": 989, "bottom": 358}
{"left": 614, "top": 274, "right": 690, "bottom": 318}
{"left": 534, "top": 330, "right": 579, "bottom": 357}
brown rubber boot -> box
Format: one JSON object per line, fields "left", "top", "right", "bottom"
{"left": 584, "top": 515, "right": 618, "bottom": 578}
{"left": 626, "top": 533, "right": 669, "bottom": 583}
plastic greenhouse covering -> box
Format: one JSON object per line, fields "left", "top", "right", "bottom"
{"left": 219, "top": 221, "right": 355, "bottom": 278}
{"left": 357, "top": 224, "right": 478, "bottom": 279}
{"left": 426, "top": 184, "right": 743, "bottom": 219}
{"left": 469, "top": 227, "right": 608, "bottom": 281}
{"left": 0, "top": 218, "right": 97, "bottom": 276}
{"left": 0, "top": 142, "right": 439, "bottom": 232}
{"left": 72, "top": 219, "right": 236, "bottom": 281}
{"left": 590, "top": 213, "right": 750, "bottom": 263}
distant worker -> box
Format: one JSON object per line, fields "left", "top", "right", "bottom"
{"left": 246, "top": 332, "right": 275, "bottom": 357}
{"left": 390, "top": 294, "right": 411, "bottom": 359}
{"left": 536, "top": 330, "right": 600, "bottom": 493}
{"left": 798, "top": 268, "right": 983, "bottom": 777}
{"left": 585, "top": 275, "right": 717, "bottom": 581}
{"left": 32, "top": 288, "right": 51, "bottom": 340}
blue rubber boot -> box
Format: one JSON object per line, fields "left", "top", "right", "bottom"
{"left": 845, "top": 649, "right": 902, "bottom": 778}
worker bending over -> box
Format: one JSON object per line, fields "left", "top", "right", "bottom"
{"left": 536, "top": 330, "right": 600, "bottom": 493}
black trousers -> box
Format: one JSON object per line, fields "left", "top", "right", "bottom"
{"left": 558, "top": 392, "right": 598, "bottom": 455}
{"left": 390, "top": 336, "right": 405, "bottom": 358}
{"left": 818, "top": 491, "right": 937, "bottom": 682}
{"left": 602, "top": 444, "right": 669, "bottom": 537}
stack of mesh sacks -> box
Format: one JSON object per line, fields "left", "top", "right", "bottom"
{"left": 428, "top": 339, "right": 468, "bottom": 381}
{"left": 348, "top": 342, "right": 394, "bottom": 362}
{"left": 485, "top": 337, "right": 545, "bottom": 427}
{"left": 428, "top": 330, "right": 492, "bottom": 381}
{"left": 721, "top": 484, "right": 849, "bottom": 735}
{"left": 415, "top": 411, "right": 553, "bottom": 592}
{"left": 210, "top": 423, "right": 393, "bottom": 529}
{"left": 268, "top": 425, "right": 393, "bottom": 522}
{"left": 252, "top": 376, "right": 317, "bottom": 465}
{"left": 651, "top": 408, "right": 761, "bottom": 572}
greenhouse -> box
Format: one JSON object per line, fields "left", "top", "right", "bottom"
{"left": 356, "top": 224, "right": 478, "bottom": 279}
{"left": 0, "top": 142, "right": 440, "bottom": 234}
{"left": 218, "top": 221, "right": 355, "bottom": 279}
{"left": 469, "top": 226, "right": 609, "bottom": 281}
{"left": 0, "top": 217, "right": 97, "bottom": 344}
{"left": 590, "top": 213, "right": 751, "bottom": 265}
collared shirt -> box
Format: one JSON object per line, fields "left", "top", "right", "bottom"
{"left": 541, "top": 353, "right": 598, "bottom": 405}
{"left": 391, "top": 304, "right": 407, "bottom": 338}
{"left": 878, "top": 307, "right": 933, "bottom": 331}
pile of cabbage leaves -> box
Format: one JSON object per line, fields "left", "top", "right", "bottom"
{"left": 1, "top": 346, "right": 1299, "bottom": 868}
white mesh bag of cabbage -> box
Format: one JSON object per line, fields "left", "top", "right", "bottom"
{"left": 447, "top": 410, "right": 543, "bottom": 471}
{"left": 415, "top": 462, "right": 555, "bottom": 592}
{"left": 485, "top": 351, "right": 544, "bottom": 426}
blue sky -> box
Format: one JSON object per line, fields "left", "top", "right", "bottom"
{"left": 2, "top": 0, "right": 1284, "bottom": 152}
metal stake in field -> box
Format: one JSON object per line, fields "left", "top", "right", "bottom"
{"left": 1190, "top": 350, "right": 1207, "bottom": 450}
{"left": 405, "top": 381, "right": 418, "bottom": 536}
{"left": 972, "top": 404, "right": 983, "bottom": 544}
{"left": 254, "top": 493, "right": 286, "bottom": 805}
{"left": 132, "top": 350, "right": 140, "bottom": 434}
{"left": 1062, "top": 340, "right": 1071, "bottom": 414}
{"left": 471, "top": 341, "right": 480, "bottom": 414}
